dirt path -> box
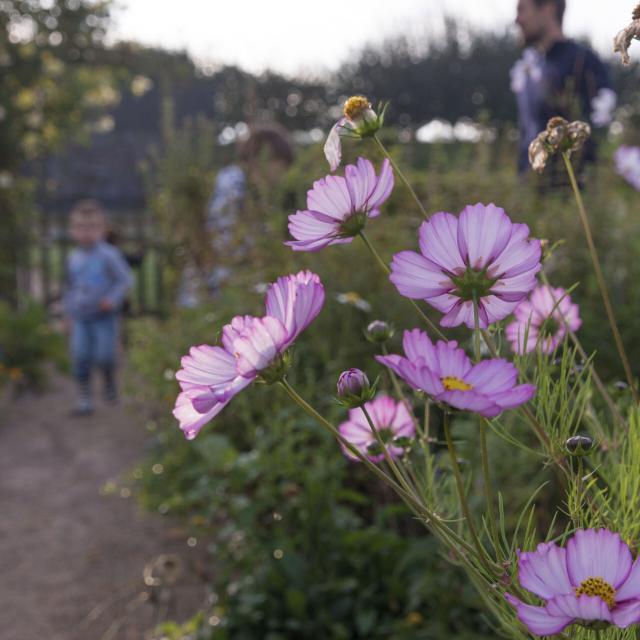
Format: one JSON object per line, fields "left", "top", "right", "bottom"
{"left": 0, "top": 374, "right": 208, "bottom": 640}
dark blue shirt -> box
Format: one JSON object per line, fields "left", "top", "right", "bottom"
{"left": 512, "top": 40, "right": 615, "bottom": 172}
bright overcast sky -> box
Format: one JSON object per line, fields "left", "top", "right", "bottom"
{"left": 112, "top": 1, "right": 634, "bottom": 75}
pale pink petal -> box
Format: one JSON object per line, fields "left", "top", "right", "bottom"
{"left": 612, "top": 599, "right": 640, "bottom": 628}
{"left": 307, "top": 175, "right": 351, "bottom": 219}
{"left": 616, "top": 558, "right": 640, "bottom": 602}
{"left": 233, "top": 316, "right": 289, "bottom": 376}
{"left": 367, "top": 158, "right": 394, "bottom": 210}
{"left": 516, "top": 542, "right": 573, "bottom": 599}
{"left": 418, "top": 213, "right": 465, "bottom": 273}
{"left": 457, "top": 203, "right": 512, "bottom": 270}
{"left": 173, "top": 388, "right": 231, "bottom": 440}
{"left": 505, "top": 593, "right": 573, "bottom": 636}
{"left": 566, "top": 529, "right": 633, "bottom": 589}
{"left": 390, "top": 251, "right": 453, "bottom": 299}
{"left": 466, "top": 359, "right": 518, "bottom": 395}
{"left": 324, "top": 118, "right": 345, "bottom": 171}
{"left": 546, "top": 594, "right": 612, "bottom": 624}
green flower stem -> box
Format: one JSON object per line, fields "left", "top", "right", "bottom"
{"left": 372, "top": 134, "right": 429, "bottom": 219}
{"left": 561, "top": 151, "right": 638, "bottom": 404}
{"left": 358, "top": 231, "right": 446, "bottom": 340}
{"left": 443, "top": 411, "right": 498, "bottom": 577}
{"left": 278, "top": 378, "right": 480, "bottom": 561}
{"left": 473, "top": 297, "right": 502, "bottom": 559}
{"left": 480, "top": 328, "right": 552, "bottom": 450}
{"left": 539, "top": 270, "right": 625, "bottom": 430}
{"left": 360, "top": 403, "right": 417, "bottom": 499}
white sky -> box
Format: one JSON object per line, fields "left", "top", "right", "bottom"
{"left": 112, "top": 1, "right": 635, "bottom": 75}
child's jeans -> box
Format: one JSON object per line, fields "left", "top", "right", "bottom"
{"left": 70, "top": 313, "right": 118, "bottom": 385}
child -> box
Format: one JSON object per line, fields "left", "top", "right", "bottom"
{"left": 63, "top": 200, "right": 132, "bottom": 415}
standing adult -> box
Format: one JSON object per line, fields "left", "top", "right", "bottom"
{"left": 512, "top": 0, "right": 617, "bottom": 173}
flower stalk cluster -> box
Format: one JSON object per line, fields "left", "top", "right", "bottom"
{"left": 171, "top": 93, "right": 640, "bottom": 638}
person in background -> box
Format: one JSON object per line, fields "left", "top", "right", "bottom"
{"left": 204, "top": 123, "right": 295, "bottom": 294}
{"left": 512, "top": 0, "right": 617, "bottom": 173}
{"left": 63, "top": 200, "right": 132, "bottom": 415}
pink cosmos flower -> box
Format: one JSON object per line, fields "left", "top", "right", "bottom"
{"left": 338, "top": 395, "right": 415, "bottom": 463}
{"left": 173, "top": 271, "right": 325, "bottom": 439}
{"left": 286, "top": 157, "right": 393, "bottom": 252}
{"left": 506, "top": 285, "right": 582, "bottom": 355}
{"left": 390, "top": 203, "right": 541, "bottom": 329}
{"left": 376, "top": 329, "right": 535, "bottom": 418}
{"left": 506, "top": 529, "right": 640, "bottom": 635}
{"left": 614, "top": 145, "right": 640, "bottom": 190}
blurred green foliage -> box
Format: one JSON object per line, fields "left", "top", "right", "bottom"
{"left": 0, "top": 299, "right": 66, "bottom": 391}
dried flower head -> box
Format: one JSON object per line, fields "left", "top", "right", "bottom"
{"left": 613, "top": 5, "right": 640, "bottom": 65}
{"left": 527, "top": 118, "right": 591, "bottom": 173}
{"left": 566, "top": 121, "right": 592, "bottom": 151}
{"left": 324, "top": 95, "right": 386, "bottom": 171}
{"left": 529, "top": 136, "right": 549, "bottom": 173}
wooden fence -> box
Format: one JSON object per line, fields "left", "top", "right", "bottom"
{"left": 15, "top": 208, "right": 167, "bottom": 317}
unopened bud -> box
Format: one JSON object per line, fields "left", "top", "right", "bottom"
{"left": 337, "top": 368, "right": 375, "bottom": 408}
{"left": 566, "top": 435, "right": 595, "bottom": 457}
{"left": 365, "top": 320, "right": 394, "bottom": 344}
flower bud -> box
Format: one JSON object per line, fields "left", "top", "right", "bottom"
{"left": 565, "top": 435, "right": 595, "bottom": 457}
{"left": 365, "top": 320, "right": 394, "bottom": 344}
{"left": 337, "top": 368, "right": 376, "bottom": 408}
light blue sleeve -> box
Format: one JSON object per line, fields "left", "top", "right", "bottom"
{"left": 102, "top": 245, "right": 133, "bottom": 308}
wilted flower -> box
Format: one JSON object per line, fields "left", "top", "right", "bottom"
{"left": 528, "top": 136, "right": 549, "bottom": 173}
{"left": 528, "top": 117, "right": 591, "bottom": 173}
{"left": 376, "top": 329, "right": 536, "bottom": 418}
{"left": 614, "top": 145, "right": 640, "bottom": 190}
{"left": 286, "top": 157, "right": 393, "bottom": 252}
{"left": 614, "top": 4, "right": 640, "bottom": 65}
{"left": 338, "top": 395, "right": 415, "bottom": 462}
{"left": 389, "top": 203, "right": 541, "bottom": 328}
{"left": 173, "top": 271, "right": 325, "bottom": 439}
{"left": 506, "top": 529, "right": 640, "bottom": 635}
{"left": 565, "top": 435, "right": 595, "bottom": 456}
{"left": 324, "top": 96, "right": 385, "bottom": 171}
{"left": 365, "top": 320, "right": 394, "bottom": 344}
{"left": 506, "top": 285, "right": 582, "bottom": 355}
{"left": 337, "top": 369, "right": 375, "bottom": 407}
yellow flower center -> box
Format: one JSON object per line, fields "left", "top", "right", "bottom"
{"left": 575, "top": 577, "right": 616, "bottom": 609}
{"left": 344, "top": 96, "right": 371, "bottom": 121}
{"left": 441, "top": 376, "right": 473, "bottom": 392}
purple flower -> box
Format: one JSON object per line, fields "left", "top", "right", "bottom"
{"left": 614, "top": 145, "right": 640, "bottom": 190}
{"left": 173, "top": 271, "right": 325, "bottom": 439}
{"left": 389, "top": 203, "right": 541, "bottom": 329}
{"left": 337, "top": 368, "right": 369, "bottom": 397}
{"left": 506, "top": 529, "right": 640, "bottom": 635}
{"left": 506, "top": 285, "right": 582, "bottom": 355}
{"left": 324, "top": 96, "right": 383, "bottom": 171}
{"left": 376, "top": 329, "right": 535, "bottom": 418}
{"left": 338, "top": 395, "right": 415, "bottom": 463}
{"left": 286, "top": 157, "right": 393, "bottom": 252}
